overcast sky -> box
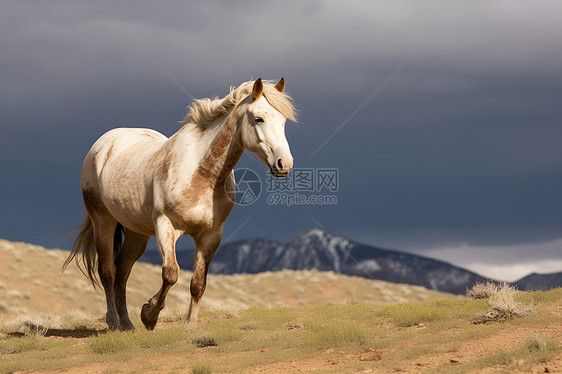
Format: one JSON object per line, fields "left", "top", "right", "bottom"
{"left": 1, "top": 1, "right": 561, "bottom": 281}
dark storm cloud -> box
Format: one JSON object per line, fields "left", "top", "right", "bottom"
{"left": 4, "top": 1, "right": 562, "bottom": 106}
{"left": 1, "top": 1, "right": 561, "bottom": 275}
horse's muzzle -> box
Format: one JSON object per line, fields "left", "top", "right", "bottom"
{"left": 269, "top": 163, "right": 291, "bottom": 178}
{"left": 269, "top": 157, "right": 292, "bottom": 178}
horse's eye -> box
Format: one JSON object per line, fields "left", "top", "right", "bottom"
{"left": 254, "top": 117, "right": 264, "bottom": 124}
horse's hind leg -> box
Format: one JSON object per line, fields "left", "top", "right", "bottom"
{"left": 91, "top": 215, "right": 121, "bottom": 330}
{"left": 141, "top": 216, "right": 180, "bottom": 330}
{"left": 114, "top": 229, "right": 150, "bottom": 330}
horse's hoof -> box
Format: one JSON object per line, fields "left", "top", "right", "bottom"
{"left": 141, "top": 302, "right": 160, "bottom": 331}
{"left": 119, "top": 318, "right": 135, "bottom": 331}
{"left": 106, "top": 313, "right": 120, "bottom": 331}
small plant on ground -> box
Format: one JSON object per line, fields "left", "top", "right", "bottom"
{"left": 191, "top": 332, "right": 217, "bottom": 348}
{"left": 305, "top": 319, "right": 367, "bottom": 350}
{"left": 474, "top": 283, "right": 534, "bottom": 324}
{"left": 90, "top": 331, "right": 134, "bottom": 354}
{"left": 191, "top": 363, "right": 212, "bottom": 374}
{"left": 466, "top": 280, "right": 501, "bottom": 299}
{"left": 1, "top": 312, "right": 61, "bottom": 337}
{"left": 525, "top": 334, "right": 556, "bottom": 353}
{"left": 521, "top": 334, "right": 559, "bottom": 367}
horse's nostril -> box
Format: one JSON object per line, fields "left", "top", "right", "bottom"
{"left": 277, "top": 159, "right": 283, "bottom": 169}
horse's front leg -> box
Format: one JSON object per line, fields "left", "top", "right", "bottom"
{"left": 185, "top": 227, "right": 223, "bottom": 329}
{"left": 140, "top": 216, "right": 181, "bottom": 330}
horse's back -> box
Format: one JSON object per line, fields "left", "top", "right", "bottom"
{"left": 81, "top": 128, "right": 168, "bottom": 234}
{"left": 84, "top": 127, "right": 166, "bottom": 172}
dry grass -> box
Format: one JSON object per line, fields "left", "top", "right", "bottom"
{"left": 375, "top": 298, "right": 489, "bottom": 327}
{"left": 1, "top": 288, "right": 561, "bottom": 373}
{"left": 466, "top": 280, "right": 502, "bottom": 299}
{"left": 473, "top": 282, "right": 535, "bottom": 324}
{"left": 305, "top": 319, "right": 368, "bottom": 350}
{"left": 525, "top": 334, "right": 553, "bottom": 353}
{"left": 191, "top": 363, "right": 213, "bottom": 374}
{"left": 1, "top": 311, "right": 62, "bottom": 337}
{"left": 1, "top": 240, "right": 561, "bottom": 373}
{"left": 0, "top": 239, "right": 452, "bottom": 322}
{"left": 191, "top": 332, "right": 217, "bottom": 348}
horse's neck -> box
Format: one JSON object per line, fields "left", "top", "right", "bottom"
{"left": 174, "top": 113, "right": 244, "bottom": 186}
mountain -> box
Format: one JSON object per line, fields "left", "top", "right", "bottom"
{"left": 140, "top": 228, "right": 494, "bottom": 294}
{"left": 513, "top": 272, "right": 562, "bottom": 291}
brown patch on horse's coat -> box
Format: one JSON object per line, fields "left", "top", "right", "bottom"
{"left": 182, "top": 116, "right": 239, "bottom": 202}
{"left": 82, "top": 187, "right": 106, "bottom": 215}
{"left": 201, "top": 117, "right": 237, "bottom": 173}
{"left": 186, "top": 171, "right": 211, "bottom": 195}
{"left": 162, "top": 262, "right": 179, "bottom": 286}
{"left": 172, "top": 114, "right": 242, "bottom": 231}
{"left": 190, "top": 266, "right": 207, "bottom": 300}
{"left": 211, "top": 129, "right": 231, "bottom": 159}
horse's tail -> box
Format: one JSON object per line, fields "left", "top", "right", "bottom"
{"left": 62, "top": 215, "right": 98, "bottom": 287}
{"left": 62, "top": 215, "right": 125, "bottom": 289}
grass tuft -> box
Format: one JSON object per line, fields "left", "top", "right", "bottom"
{"left": 526, "top": 334, "right": 556, "bottom": 353}
{"left": 305, "top": 319, "right": 367, "bottom": 350}
{"left": 191, "top": 332, "right": 217, "bottom": 348}
{"left": 523, "top": 334, "right": 558, "bottom": 364}
{"left": 474, "top": 284, "right": 534, "bottom": 324}
{"left": 1, "top": 312, "right": 61, "bottom": 337}
{"left": 376, "top": 298, "right": 488, "bottom": 327}
{"left": 90, "top": 331, "right": 134, "bottom": 354}
{"left": 466, "top": 280, "right": 502, "bottom": 299}
{"left": 138, "top": 328, "right": 187, "bottom": 350}
{"left": 0, "top": 336, "right": 45, "bottom": 354}
{"left": 20, "top": 321, "right": 49, "bottom": 337}
{"left": 191, "top": 363, "right": 212, "bottom": 374}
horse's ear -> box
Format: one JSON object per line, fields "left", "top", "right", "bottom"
{"left": 274, "top": 77, "right": 285, "bottom": 93}
{"left": 252, "top": 78, "right": 263, "bottom": 101}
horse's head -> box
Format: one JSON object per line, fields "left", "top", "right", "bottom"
{"left": 241, "top": 78, "right": 296, "bottom": 178}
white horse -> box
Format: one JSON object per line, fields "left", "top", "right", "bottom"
{"left": 63, "top": 78, "right": 296, "bottom": 330}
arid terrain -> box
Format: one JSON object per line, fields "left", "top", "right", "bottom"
{"left": 0, "top": 239, "right": 452, "bottom": 319}
{"left": 1, "top": 239, "right": 561, "bottom": 373}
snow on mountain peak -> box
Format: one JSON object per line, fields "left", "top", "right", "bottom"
{"left": 299, "top": 227, "right": 329, "bottom": 239}
{"left": 293, "top": 228, "right": 355, "bottom": 273}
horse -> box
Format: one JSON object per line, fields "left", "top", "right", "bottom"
{"left": 63, "top": 78, "right": 296, "bottom": 331}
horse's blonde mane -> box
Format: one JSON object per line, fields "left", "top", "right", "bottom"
{"left": 183, "top": 80, "right": 297, "bottom": 127}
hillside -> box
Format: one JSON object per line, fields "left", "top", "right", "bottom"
{"left": 141, "top": 228, "right": 562, "bottom": 294}
{"left": 515, "top": 272, "right": 562, "bottom": 291}
{"left": 0, "top": 239, "right": 450, "bottom": 319}
{"left": 142, "top": 228, "right": 489, "bottom": 294}
{"left": 2, "top": 239, "right": 561, "bottom": 373}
